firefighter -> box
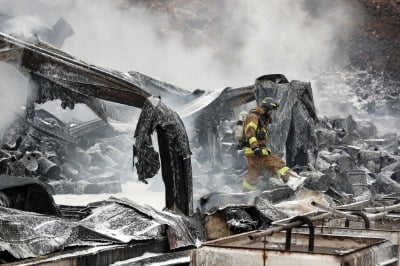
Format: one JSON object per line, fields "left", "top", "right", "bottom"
{"left": 242, "top": 97, "right": 291, "bottom": 191}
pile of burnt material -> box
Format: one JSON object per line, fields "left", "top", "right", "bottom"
{"left": 309, "top": 114, "right": 400, "bottom": 201}
{"left": 192, "top": 114, "right": 400, "bottom": 241}
{"left": 190, "top": 78, "right": 399, "bottom": 206}
{"left": 0, "top": 195, "right": 199, "bottom": 265}
{"left": 0, "top": 110, "right": 134, "bottom": 194}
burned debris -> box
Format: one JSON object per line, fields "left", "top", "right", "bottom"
{"left": 0, "top": 27, "right": 399, "bottom": 265}
{"left": 0, "top": 30, "right": 201, "bottom": 264}
{"left": 0, "top": 197, "right": 198, "bottom": 263}
{"left": 184, "top": 72, "right": 400, "bottom": 264}
{"left": 0, "top": 31, "right": 195, "bottom": 214}
{"left": 0, "top": 175, "right": 60, "bottom": 216}
{"left": 134, "top": 96, "right": 193, "bottom": 215}
{"left": 0, "top": 111, "right": 129, "bottom": 195}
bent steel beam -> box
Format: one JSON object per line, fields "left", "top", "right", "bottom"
{"left": 0, "top": 32, "right": 151, "bottom": 108}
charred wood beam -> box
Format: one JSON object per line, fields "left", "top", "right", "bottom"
{"left": 20, "top": 49, "right": 150, "bottom": 107}
{"left": 31, "top": 73, "right": 108, "bottom": 121}
{"left": 16, "top": 114, "right": 78, "bottom": 145}
{"left": 68, "top": 119, "right": 108, "bottom": 138}
{"left": 0, "top": 32, "right": 151, "bottom": 108}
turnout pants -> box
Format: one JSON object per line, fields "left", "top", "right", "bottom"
{"left": 245, "top": 153, "right": 286, "bottom": 185}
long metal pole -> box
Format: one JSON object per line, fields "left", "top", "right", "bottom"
{"left": 336, "top": 200, "right": 371, "bottom": 210}
{"left": 311, "top": 201, "right": 362, "bottom": 221}
{"left": 363, "top": 203, "right": 400, "bottom": 213}
{"left": 313, "top": 201, "right": 394, "bottom": 221}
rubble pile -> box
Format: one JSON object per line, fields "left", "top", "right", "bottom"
{"left": 0, "top": 111, "right": 134, "bottom": 195}
{"left": 191, "top": 112, "right": 400, "bottom": 240}
{"left": 188, "top": 75, "right": 399, "bottom": 205}
{"left": 186, "top": 73, "right": 400, "bottom": 240}
{"left": 312, "top": 115, "right": 400, "bottom": 199}
{"left": 0, "top": 31, "right": 198, "bottom": 216}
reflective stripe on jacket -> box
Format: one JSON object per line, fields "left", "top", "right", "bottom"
{"left": 244, "top": 146, "right": 272, "bottom": 155}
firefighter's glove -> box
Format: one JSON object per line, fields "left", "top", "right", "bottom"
{"left": 256, "top": 130, "right": 266, "bottom": 140}
{"left": 252, "top": 146, "right": 262, "bottom": 155}
{"left": 262, "top": 147, "right": 272, "bottom": 155}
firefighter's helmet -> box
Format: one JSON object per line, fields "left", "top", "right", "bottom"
{"left": 260, "top": 97, "right": 279, "bottom": 111}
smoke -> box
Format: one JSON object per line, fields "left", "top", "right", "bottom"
{"left": 0, "top": 63, "right": 28, "bottom": 132}
{"left": 0, "top": 0, "right": 368, "bottom": 130}
{"left": 1, "top": 0, "right": 358, "bottom": 91}
{"left": 230, "top": 1, "right": 353, "bottom": 81}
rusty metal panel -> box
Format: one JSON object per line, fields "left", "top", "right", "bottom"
{"left": 193, "top": 246, "right": 339, "bottom": 266}
{"left": 194, "top": 232, "right": 396, "bottom": 266}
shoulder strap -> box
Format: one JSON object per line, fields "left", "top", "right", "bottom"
{"left": 248, "top": 109, "right": 262, "bottom": 130}
{"left": 249, "top": 108, "right": 258, "bottom": 115}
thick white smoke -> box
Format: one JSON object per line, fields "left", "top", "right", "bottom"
{"left": 0, "top": 0, "right": 360, "bottom": 136}
{"left": 1, "top": 0, "right": 358, "bottom": 90}
{"left": 0, "top": 64, "right": 28, "bottom": 131}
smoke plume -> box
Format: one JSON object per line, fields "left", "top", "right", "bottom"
{"left": 0, "top": 64, "right": 28, "bottom": 131}
{"left": 1, "top": 0, "right": 358, "bottom": 91}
